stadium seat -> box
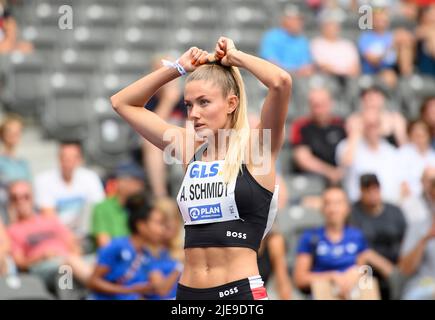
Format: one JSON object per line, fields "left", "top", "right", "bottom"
{"left": 0, "top": 274, "right": 54, "bottom": 300}
{"left": 66, "top": 26, "right": 114, "bottom": 54}
{"left": 84, "top": 111, "right": 140, "bottom": 169}
{"left": 41, "top": 73, "right": 91, "bottom": 141}
{"left": 116, "top": 26, "right": 169, "bottom": 52}
{"left": 76, "top": 3, "right": 123, "bottom": 27}
{"left": 285, "top": 174, "right": 326, "bottom": 202}
{"left": 124, "top": 2, "right": 171, "bottom": 28}
{"left": 399, "top": 75, "right": 435, "bottom": 119}
{"left": 52, "top": 48, "right": 100, "bottom": 83}
{"left": 1, "top": 52, "right": 46, "bottom": 117}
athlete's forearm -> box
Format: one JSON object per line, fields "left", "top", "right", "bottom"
{"left": 228, "top": 50, "right": 292, "bottom": 91}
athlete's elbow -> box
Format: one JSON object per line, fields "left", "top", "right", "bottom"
{"left": 271, "top": 72, "right": 292, "bottom": 91}
{"left": 110, "top": 94, "right": 122, "bottom": 111}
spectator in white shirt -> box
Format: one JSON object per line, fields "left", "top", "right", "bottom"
{"left": 311, "top": 9, "right": 360, "bottom": 78}
{"left": 336, "top": 113, "right": 401, "bottom": 203}
{"left": 399, "top": 120, "right": 435, "bottom": 198}
{"left": 399, "top": 166, "right": 435, "bottom": 299}
{"left": 34, "top": 142, "right": 105, "bottom": 239}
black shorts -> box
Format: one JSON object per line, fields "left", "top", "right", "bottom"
{"left": 176, "top": 275, "right": 268, "bottom": 300}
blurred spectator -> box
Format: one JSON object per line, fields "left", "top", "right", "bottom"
{"left": 7, "top": 181, "right": 92, "bottom": 291}
{"left": 350, "top": 174, "right": 407, "bottom": 299}
{"left": 293, "top": 187, "right": 368, "bottom": 299}
{"left": 399, "top": 120, "right": 435, "bottom": 198}
{"left": 358, "top": 6, "right": 414, "bottom": 87}
{"left": 419, "top": 95, "right": 435, "bottom": 148}
{"left": 0, "top": 0, "right": 33, "bottom": 54}
{"left": 91, "top": 162, "right": 145, "bottom": 248}
{"left": 143, "top": 55, "right": 185, "bottom": 198}
{"left": 0, "top": 218, "right": 15, "bottom": 276}
{"left": 87, "top": 194, "right": 181, "bottom": 300}
{"left": 311, "top": 9, "right": 360, "bottom": 78}
{"left": 415, "top": 4, "right": 435, "bottom": 76}
{"left": 399, "top": 166, "right": 435, "bottom": 299}
{"left": 258, "top": 226, "right": 293, "bottom": 300}
{"left": 0, "top": 114, "right": 31, "bottom": 223}
{"left": 143, "top": 197, "right": 184, "bottom": 300}
{"left": 260, "top": 4, "right": 314, "bottom": 77}
{"left": 347, "top": 84, "right": 408, "bottom": 147}
{"left": 291, "top": 87, "right": 346, "bottom": 184}
{"left": 154, "top": 197, "right": 183, "bottom": 262}
{"left": 336, "top": 114, "right": 402, "bottom": 203}
{"left": 34, "top": 142, "right": 105, "bottom": 240}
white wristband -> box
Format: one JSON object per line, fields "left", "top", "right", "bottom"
{"left": 162, "top": 59, "right": 187, "bottom": 76}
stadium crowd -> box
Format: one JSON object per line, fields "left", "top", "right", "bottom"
{"left": 1, "top": 0, "right": 435, "bottom": 300}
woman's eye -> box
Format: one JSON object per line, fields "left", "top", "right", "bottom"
{"left": 200, "top": 99, "right": 209, "bottom": 106}
{"left": 185, "top": 103, "right": 192, "bottom": 109}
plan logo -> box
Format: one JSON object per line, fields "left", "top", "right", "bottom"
{"left": 188, "top": 203, "right": 222, "bottom": 221}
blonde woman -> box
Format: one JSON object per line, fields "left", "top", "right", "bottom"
{"left": 111, "top": 36, "right": 292, "bottom": 300}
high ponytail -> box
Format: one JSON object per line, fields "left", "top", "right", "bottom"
{"left": 186, "top": 64, "right": 250, "bottom": 184}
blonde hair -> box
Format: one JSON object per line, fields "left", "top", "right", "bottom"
{"left": 154, "top": 197, "right": 184, "bottom": 262}
{"left": 186, "top": 64, "right": 250, "bottom": 184}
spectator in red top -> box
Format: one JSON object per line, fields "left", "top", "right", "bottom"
{"left": 7, "top": 180, "right": 92, "bottom": 292}
{"left": 0, "top": 0, "right": 33, "bottom": 54}
{"left": 290, "top": 87, "right": 346, "bottom": 184}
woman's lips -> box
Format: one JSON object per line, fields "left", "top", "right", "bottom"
{"left": 194, "top": 124, "right": 206, "bottom": 130}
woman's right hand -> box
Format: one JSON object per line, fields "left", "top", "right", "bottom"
{"left": 177, "top": 47, "right": 210, "bottom": 73}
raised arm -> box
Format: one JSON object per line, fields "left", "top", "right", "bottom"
{"left": 110, "top": 48, "right": 209, "bottom": 156}
{"left": 215, "top": 37, "right": 292, "bottom": 157}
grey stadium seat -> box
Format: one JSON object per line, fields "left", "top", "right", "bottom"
{"left": 1, "top": 52, "right": 46, "bottom": 117}
{"left": 84, "top": 111, "right": 140, "bottom": 170}
{"left": 41, "top": 73, "right": 91, "bottom": 141}
{"left": 124, "top": 1, "right": 172, "bottom": 28}
{"left": 285, "top": 174, "right": 326, "bottom": 203}
{"left": 76, "top": 3, "right": 123, "bottom": 27}
{"left": 0, "top": 274, "right": 54, "bottom": 300}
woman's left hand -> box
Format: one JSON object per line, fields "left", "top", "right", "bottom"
{"left": 214, "top": 36, "right": 238, "bottom": 66}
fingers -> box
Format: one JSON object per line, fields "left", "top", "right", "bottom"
{"left": 191, "top": 49, "right": 208, "bottom": 66}
{"left": 198, "top": 50, "right": 209, "bottom": 65}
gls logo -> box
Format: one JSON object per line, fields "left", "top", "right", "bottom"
{"left": 226, "top": 231, "right": 247, "bottom": 239}
{"left": 189, "top": 163, "right": 219, "bottom": 179}
{"left": 219, "top": 286, "right": 239, "bottom": 298}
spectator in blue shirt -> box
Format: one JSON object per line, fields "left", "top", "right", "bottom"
{"left": 142, "top": 197, "right": 183, "bottom": 300}
{"left": 293, "top": 186, "right": 368, "bottom": 299}
{"left": 259, "top": 4, "right": 314, "bottom": 77}
{"left": 87, "top": 194, "right": 181, "bottom": 300}
{"left": 358, "top": 6, "right": 414, "bottom": 87}
{"left": 0, "top": 114, "right": 31, "bottom": 224}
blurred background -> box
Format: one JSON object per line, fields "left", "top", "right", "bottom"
{"left": 1, "top": 0, "right": 435, "bottom": 300}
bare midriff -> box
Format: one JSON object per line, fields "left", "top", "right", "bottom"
{"left": 179, "top": 247, "right": 259, "bottom": 288}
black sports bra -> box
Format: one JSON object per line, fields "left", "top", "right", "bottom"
{"left": 176, "top": 143, "right": 279, "bottom": 252}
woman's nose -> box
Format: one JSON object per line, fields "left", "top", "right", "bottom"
{"left": 189, "top": 104, "right": 201, "bottom": 119}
